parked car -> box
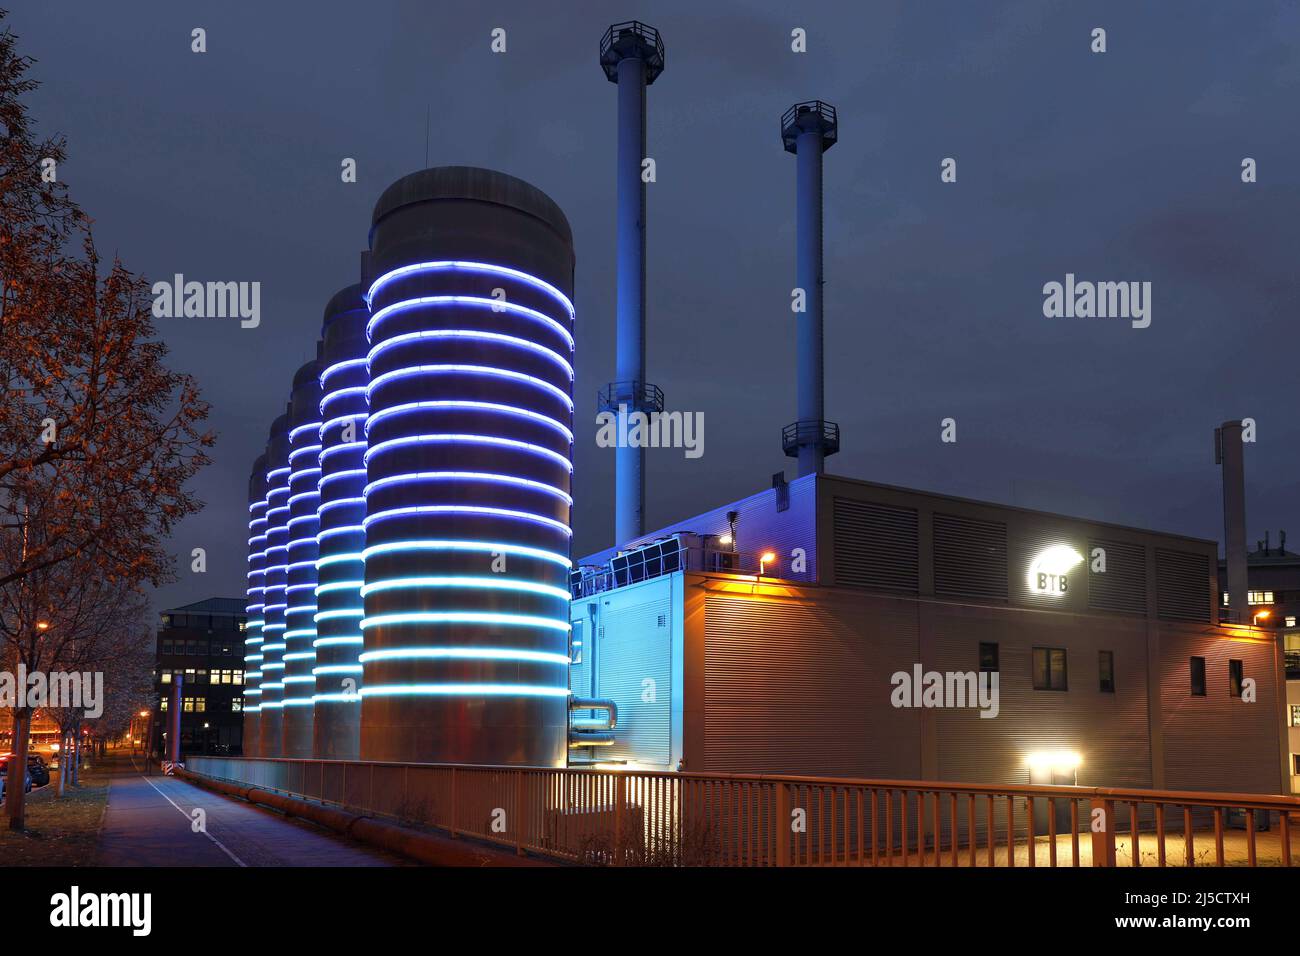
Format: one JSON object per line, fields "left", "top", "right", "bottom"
{"left": 0, "top": 756, "right": 32, "bottom": 798}
{"left": 26, "top": 755, "right": 49, "bottom": 788}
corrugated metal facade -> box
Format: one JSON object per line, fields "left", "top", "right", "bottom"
{"left": 1158, "top": 625, "right": 1280, "bottom": 793}
{"left": 700, "top": 589, "right": 922, "bottom": 777}
{"left": 929, "top": 603, "right": 1152, "bottom": 788}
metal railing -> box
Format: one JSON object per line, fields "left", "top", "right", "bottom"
{"left": 185, "top": 757, "right": 1300, "bottom": 867}
{"left": 571, "top": 536, "right": 770, "bottom": 599}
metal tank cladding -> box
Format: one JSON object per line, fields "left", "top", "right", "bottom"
{"left": 282, "top": 355, "right": 323, "bottom": 757}
{"left": 259, "top": 410, "right": 291, "bottom": 756}
{"left": 313, "top": 285, "right": 369, "bottom": 759}
{"left": 360, "top": 166, "right": 576, "bottom": 766}
{"left": 242, "top": 452, "right": 268, "bottom": 756}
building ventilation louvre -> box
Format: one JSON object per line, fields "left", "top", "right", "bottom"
{"left": 1155, "top": 548, "right": 1211, "bottom": 622}
{"left": 933, "top": 512, "right": 1008, "bottom": 601}
{"left": 1088, "top": 538, "right": 1148, "bottom": 614}
{"left": 832, "top": 498, "right": 919, "bottom": 593}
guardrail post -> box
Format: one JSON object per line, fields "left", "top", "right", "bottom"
{"left": 450, "top": 767, "right": 458, "bottom": 839}
{"left": 614, "top": 775, "right": 625, "bottom": 867}
{"left": 1089, "top": 798, "right": 1116, "bottom": 867}
{"left": 775, "top": 782, "right": 791, "bottom": 867}
{"left": 516, "top": 771, "right": 525, "bottom": 857}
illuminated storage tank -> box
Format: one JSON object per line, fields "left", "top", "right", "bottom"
{"left": 259, "top": 410, "right": 291, "bottom": 756}
{"left": 242, "top": 452, "right": 268, "bottom": 756}
{"left": 361, "top": 166, "right": 576, "bottom": 766}
{"left": 313, "top": 285, "right": 369, "bottom": 759}
{"left": 282, "top": 357, "right": 323, "bottom": 757}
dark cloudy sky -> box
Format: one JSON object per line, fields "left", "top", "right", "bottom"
{"left": 11, "top": 1, "right": 1300, "bottom": 612}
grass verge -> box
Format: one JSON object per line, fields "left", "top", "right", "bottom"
{"left": 0, "top": 767, "right": 109, "bottom": 866}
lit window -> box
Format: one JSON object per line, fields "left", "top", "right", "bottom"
{"left": 183, "top": 698, "right": 194, "bottom": 713}
{"left": 1287, "top": 616, "right": 1297, "bottom": 628}
{"left": 232, "top": 698, "right": 244, "bottom": 713}
{"left": 161, "top": 671, "right": 172, "bottom": 684}
{"left": 1229, "top": 659, "right": 1244, "bottom": 698}
{"left": 1222, "top": 592, "right": 1229, "bottom": 606}
{"left": 1032, "top": 647, "right": 1068, "bottom": 691}
{"left": 1290, "top": 705, "right": 1300, "bottom": 727}
{"left": 160, "top": 698, "right": 169, "bottom": 712}
{"left": 233, "top": 670, "right": 244, "bottom": 685}
{"left": 1098, "top": 651, "right": 1115, "bottom": 693}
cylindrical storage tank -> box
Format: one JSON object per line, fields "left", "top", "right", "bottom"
{"left": 313, "top": 285, "right": 369, "bottom": 759}
{"left": 242, "top": 453, "right": 268, "bottom": 756}
{"left": 258, "top": 410, "right": 291, "bottom": 756}
{"left": 361, "top": 166, "right": 576, "bottom": 766}
{"left": 282, "top": 357, "right": 323, "bottom": 756}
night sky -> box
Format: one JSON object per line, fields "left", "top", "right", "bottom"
{"left": 12, "top": 1, "right": 1300, "bottom": 613}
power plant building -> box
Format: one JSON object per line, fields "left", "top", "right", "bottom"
{"left": 567, "top": 473, "right": 1290, "bottom": 796}
{"left": 224, "top": 17, "right": 1288, "bottom": 803}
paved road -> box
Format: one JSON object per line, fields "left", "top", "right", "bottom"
{"left": 96, "top": 755, "right": 406, "bottom": 866}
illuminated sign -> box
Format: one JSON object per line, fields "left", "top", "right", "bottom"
{"left": 1027, "top": 545, "right": 1083, "bottom": 595}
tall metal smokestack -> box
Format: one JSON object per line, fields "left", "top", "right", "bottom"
{"left": 599, "top": 21, "right": 665, "bottom": 545}
{"left": 781, "top": 101, "right": 840, "bottom": 477}
{"left": 1216, "top": 420, "right": 1248, "bottom": 623}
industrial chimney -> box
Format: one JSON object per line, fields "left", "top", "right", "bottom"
{"left": 1215, "top": 420, "right": 1248, "bottom": 623}
{"left": 599, "top": 21, "right": 665, "bottom": 546}
{"left": 781, "top": 101, "right": 841, "bottom": 477}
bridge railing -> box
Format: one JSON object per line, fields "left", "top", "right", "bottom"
{"left": 184, "top": 756, "right": 1299, "bottom": 867}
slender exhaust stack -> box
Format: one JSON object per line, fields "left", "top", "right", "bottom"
{"left": 1215, "top": 420, "right": 1248, "bottom": 623}
{"left": 599, "top": 21, "right": 665, "bottom": 545}
{"left": 781, "top": 101, "right": 841, "bottom": 476}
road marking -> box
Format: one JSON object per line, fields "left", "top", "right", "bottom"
{"left": 131, "top": 759, "right": 247, "bottom": 867}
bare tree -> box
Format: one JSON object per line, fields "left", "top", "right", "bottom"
{"left": 0, "top": 11, "right": 211, "bottom": 828}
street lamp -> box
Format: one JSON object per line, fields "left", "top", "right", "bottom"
{"left": 759, "top": 551, "right": 777, "bottom": 576}
{"left": 1253, "top": 609, "right": 1271, "bottom": 626}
